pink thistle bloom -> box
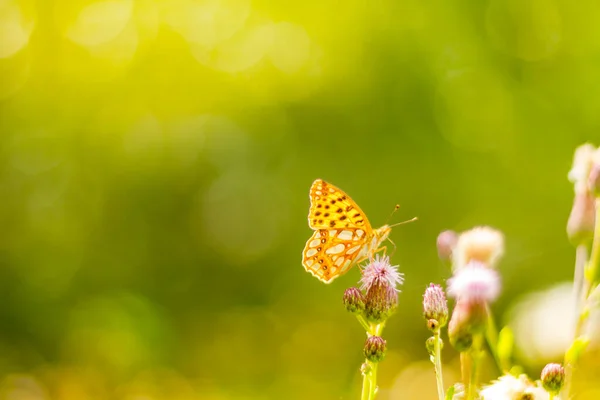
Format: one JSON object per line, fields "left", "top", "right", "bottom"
{"left": 447, "top": 262, "right": 501, "bottom": 303}
{"left": 360, "top": 254, "right": 404, "bottom": 293}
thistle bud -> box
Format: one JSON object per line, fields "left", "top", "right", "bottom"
{"left": 364, "top": 281, "right": 397, "bottom": 323}
{"left": 423, "top": 284, "right": 449, "bottom": 329}
{"left": 360, "top": 256, "right": 403, "bottom": 323}
{"left": 448, "top": 298, "right": 487, "bottom": 352}
{"left": 541, "top": 363, "right": 565, "bottom": 394}
{"left": 437, "top": 230, "right": 458, "bottom": 262}
{"left": 343, "top": 287, "right": 365, "bottom": 314}
{"left": 364, "top": 335, "right": 387, "bottom": 363}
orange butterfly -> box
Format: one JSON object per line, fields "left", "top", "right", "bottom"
{"left": 301, "top": 179, "right": 393, "bottom": 283}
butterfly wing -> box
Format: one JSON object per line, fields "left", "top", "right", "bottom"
{"left": 307, "top": 179, "right": 373, "bottom": 232}
{"left": 302, "top": 228, "right": 370, "bottom": 283}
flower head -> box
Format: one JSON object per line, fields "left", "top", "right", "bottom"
{"left": 343, "top": 287, "right": 365, "bottom": 314}
{"left": 540, "top": 363, "right": 565, "bottom": 394}
{"left": 480, "top": 374, "right": 549, "bottom": 400}
{"left": 423, "top": 283, "right": 449, "bottom": 329}
{"left": 360, "top": 255, "right": 404, "bottom": 323}
{"left": 453, "top": 226, "right": 505, "bottom": 269}
{"left": 360, "top": 254, "right": 404, "bottom": 292}
{"left": 447, "top": 262, "right": 501, "bottom": 303}
{"left": 363, "top": 335, "right": 387, "bottom": 362}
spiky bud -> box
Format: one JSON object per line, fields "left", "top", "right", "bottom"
{"left": 423, "top": 283, "right": 449, "bottom": 329}
{"left": 364, "top": 335, "right": 387, "bottom": 363}
{"left": 360, "top": 256, "right": 403, "bottom": 323}
{"left": 343, "top": 287, "right": 365, "bottom": 314}
{"left": 448, "top": 298, "right": 487, "bottom": 352}
{"left": 541, "top": 363, "right": 565, "bottom": 394}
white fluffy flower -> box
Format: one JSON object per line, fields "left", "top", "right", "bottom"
{"left": 447, "top": 262, "right": 501, "bottom": 303}
{"left": 452, "top": 226, "right": 504, "bottom": 270}
{"left": 568, "top": 143, "right": 596, "bottom": 194}
{"left": 480, "top": 374, "right": 550, "bottom": 400}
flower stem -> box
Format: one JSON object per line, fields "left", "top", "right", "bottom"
{"left": 361, "top": 363, "right": 371, "bottom": 400}
{"left": 433, "top": 331, "right": 445, "bottom": 400}
{"left": 484, "top": 308, "right": 504, "bottom": 372}
{"left": 466, "top": 335, "right": 483, "bottom": 400}
{"left": 369, "top": 362, "right": 379, "bottom": 400}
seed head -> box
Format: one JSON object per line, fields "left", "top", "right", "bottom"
{"left": 423, "top": 283, "right": 449, "bottom": 329}
{"left": 364, "top": 335, "right": 387, "bottom": 363}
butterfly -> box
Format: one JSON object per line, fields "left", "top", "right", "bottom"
{"left": 301, "top": 179, "right": 393, "bottom": 284}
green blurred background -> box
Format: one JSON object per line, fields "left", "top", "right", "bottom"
{"left": 1, "top": 0, "right": 600, "bottom": 399}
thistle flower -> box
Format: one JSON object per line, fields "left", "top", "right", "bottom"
{"left": 364, "top": 335, "right": 387, "bottom": 362}
{"left": 423, "top": 283, "right": 449, "bottom": 329}
{"left": 447, "top": 262, "right": 501, "bottom": 303}
{"left": 360, "top": 255, "right": 404, "bottom": 323}
{"left": 540, "top": 363, "right": 565, "bottom": 395}
{"left": 437, "top": 230, "right": 458, "bottom": 262}
{"left": 343, "top": 287, "right": 365, "bottom": 314}
{"left": 480, "top": 374, "right": 549, "bottom": 400}
{"left": 453, "top": 226, "right": 505, "bottom": 269}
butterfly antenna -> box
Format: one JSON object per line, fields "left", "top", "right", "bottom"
{"left": 384, "top": 204, "right": 401, "bottom": 225}
{"left": 388, "top": 216, "right": 418, "bottom": 228}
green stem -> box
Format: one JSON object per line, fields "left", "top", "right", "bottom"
{"left": 466, "top": 335, "right": 483, "bottom": 400}
{"left": 361, "top": 363, "right": 371, "bottom": 400}
{"left": 484, "top": 308, "right": 504, "bottom": 372}
{"left": 356, "top": 314, "right": 371, "bottom": 332}
{"left": 433, "top": 331, "right": 445, "bottom": 400}
{"left": 369, "top": 362, "right": 379, "bottom": 400}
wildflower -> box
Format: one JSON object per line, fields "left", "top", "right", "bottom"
{"left": 453, "top": 226, "right": 505, "bottom": 269}
{"left": 363, "top": 335, "right": 387, "bottom": 362}
{"left": 437, "top": 230, "right": 458, "bottom": 262}
{"left": 540, "top": 363, "right": 565, "bottom": 395}
{"left": 480, "top": 374, "right": 549, "bottom": 400}
{"left": 447, "top": 262, "right": 501, "bottom": 303}
{"left": 360, "top": 255, "right": 403, "bottom": 323}
{"left": 423, "top": 284, "right": 449, "bottom": 329}
{"left": 447, "top": 263, "right": 500, "bottom": 351}
{"left": 589, "top": 147, "right": 600, "bottom": 195}
{"left": 360, "top": 254, "right": 404, "bottom": 292}
{"left": 343, "top": 287, "right": 365, "bottom": 314}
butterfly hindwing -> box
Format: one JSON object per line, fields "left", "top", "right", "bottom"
{"left": 302, "top": 227, "right": 371, "bottom": 283}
